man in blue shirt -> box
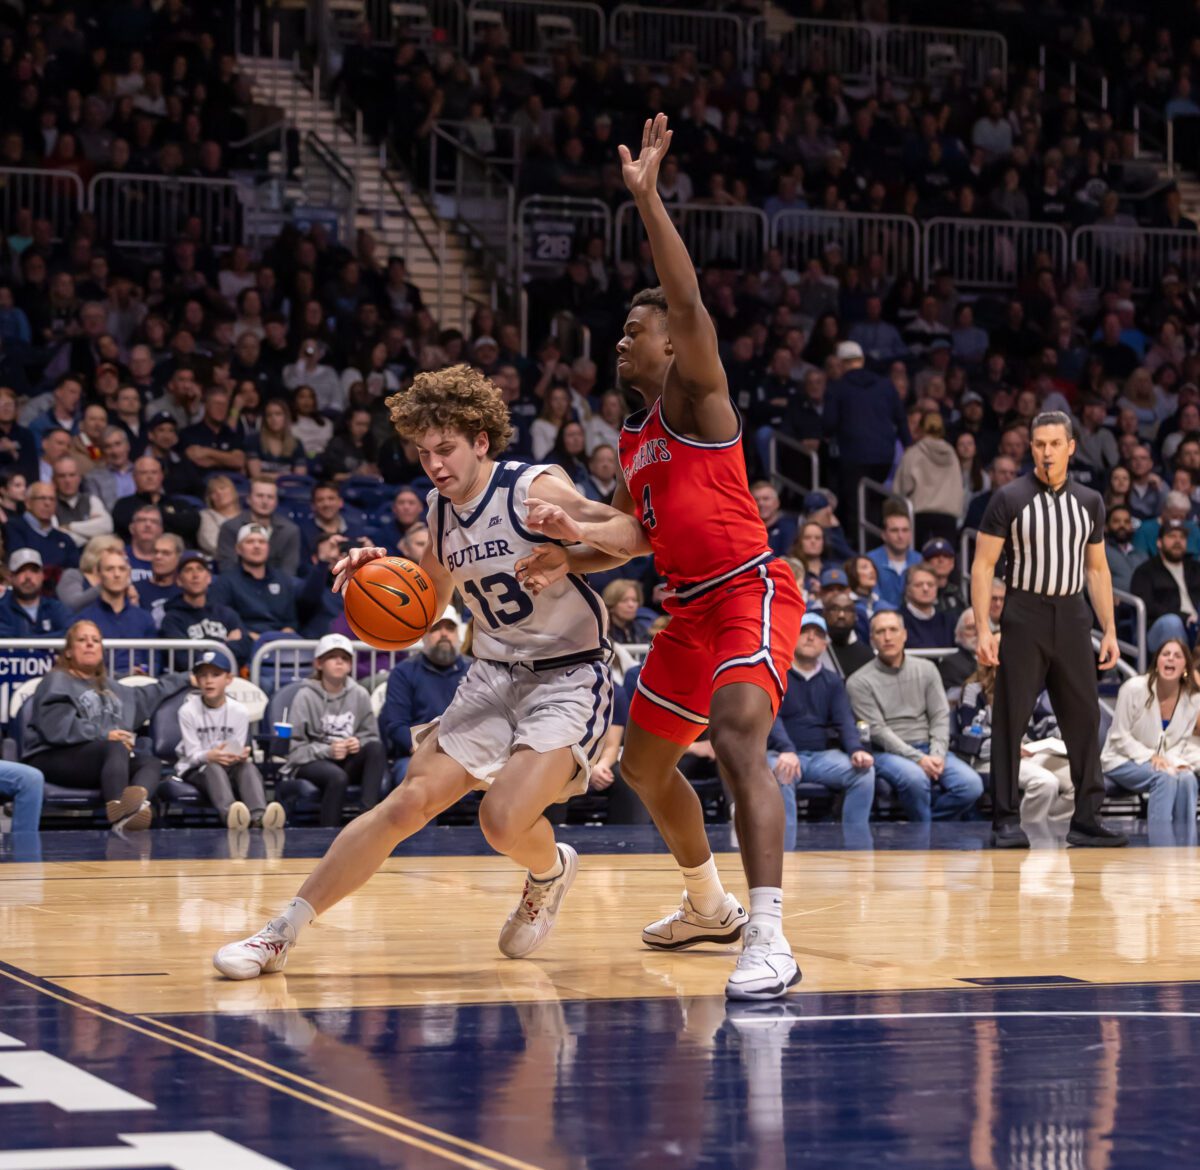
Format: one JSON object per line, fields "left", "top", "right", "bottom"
{"left": 848, "top": 295, "right": 907, "bottom": 363}
{"left": 179, "top": 386, "right": 247, "bottom": 475}
{"left": 0, "top": 549, "right": 70, "bottom": 636}
{"left": 160, "top": 551, "right": 249, "bottom": 666}
{"left": 209, "top": 524, "right": 299, "bottom": 639}
{"left": 768, "top": 613, "right": 876, "bottom": 846}
{"left": 77, "top": 548, "right": 157, "bottom": 674}
{"left": 900, "top": 563, "right": 957, "bottom": 648}
{"left": 867, "top": 502, "right": 922, "bottom": 606}
{"left": 379, "top": 609, "right": 471, "bottom": 790}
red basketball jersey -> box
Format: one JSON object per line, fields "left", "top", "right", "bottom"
{"left": 618, "top": 397, "right": 773, "bottom": 597}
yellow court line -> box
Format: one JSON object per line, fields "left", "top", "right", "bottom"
{"left": 146, "top": 1014, "right": 551, "bottom": 1170}
{"left": 0, "top": 966, "right": 543, "bottom": 1170}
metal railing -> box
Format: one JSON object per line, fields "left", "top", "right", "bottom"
{"left": 429, "top": 124, "right": 516, "bottom": 310}
{"left": 87, "top": 173, "right": 246, "bottom": 251}
{"left": 856, "top": 478, "right": 912, "bottom": 554}
{"left": 0, "top": 168, "right": 84, "bottom": 241}
{"left": 609, "top": 5, "right": 746, "bottom": 71}
{"left": 250, "top": 638, "right": 411, "bottom": 693}
{"left": 1071, "top": 225, "right": 1200, "bottom": 295}
{"left": 614, "top": 201, "right": 768, "bottom": 272}
{"left": 363, "top": 0, "right": 466, "bottom": 51}
{"left": 755, "top": 19, "right": 875, "bottom": 91}
{"left": 517, "top": 196, "right": 612, "bottom": 349}
{"left": 772, "top": 209, "right": 920, "bottom": 275}
{"left": 923, "top": 217, "right": 1070, "bottom": 291}
{"left": 767, "top": 431, "right": 820, "bottom": 499}
{"left": 301, "top": 130, "right": 358, "bottom": 244}
{"left": 467, "top": 0, "right": 605, "bottom": 62}
{"left": 1109, "top": 587, "right": 1147, "bottom": 674}
{"left": 958, "top": 527, "right": 977, "bottom": 605}
{"left": 751, "top": 17, "right": 1006, "bottom": 89}
{"left": 880, "top": 26, "right": 1007, "bottom": 90}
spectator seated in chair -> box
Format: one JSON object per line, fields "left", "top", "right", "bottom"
{"left": 208, "top": 524, "right": 299, "bottom": 643}
{"left": 75, "top": 548, "right": 156, "bottom": 674}
{"left": 379, "top": 608, "right": 471, "bottom": 792}
{"left": 216, "top": 477, "right": 302, "bottom": 577}
{"left": 0, "top": 548, "right": 70, "bottom": 637}
{"left": 768, "top": 612, "right": 876, "bottom": 846}
{"left": 846, "top": 609, "right": 984, "bottom": 822}
{"left": 52, "top": 455, "right": 112, "bottom": 549}
{"left": 174, "top": 646, "right": 284, "bottom": 830}
{"left": 281, "top": 634, "right": 387, "bottom": 826}
{"left": 900, "top": 562, "right": 958, "bottom": 649}
{"left": 23, "top": 620, "right": 192, "bottom": 832}
{"left": 159, "top": 550, "right": 249, "bottom": 666}
{"left": 6, "top": 480, "right": 79, "bottom": 575}
{"left": 1129, "top": 517, "right": 1200, "bottom": 652}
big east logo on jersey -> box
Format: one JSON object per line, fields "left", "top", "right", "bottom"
{"left": 629, "top": 437, "right": 671, "bottom": 474}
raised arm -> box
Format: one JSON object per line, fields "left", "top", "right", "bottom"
{"left": 622, "top": 115, "right": 734, "bottom": 434}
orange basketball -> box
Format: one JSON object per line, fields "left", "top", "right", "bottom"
{"left": 343, "top": 556, "right": 437, "bottom": 650}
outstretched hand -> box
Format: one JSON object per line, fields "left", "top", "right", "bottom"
{"left": 526, "top": 501, "right": 584, "bottom": 544}
{"left": 619, "top": 113, "right": 673, "bottom": 200}
{"left": 515, "top": 544, "right": 569, "bottom": 595}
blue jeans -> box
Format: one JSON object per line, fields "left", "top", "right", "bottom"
{"left": 0, "top": 761, "right": 44, "bottom": 834}
{"left": 1106, "top": 760, "right": 1198, "bottom": 824}
{"left": 769, "top": 749, "right": 876, "bottom": 848}
{"left": 1147, "top": 614, "right": 1197, "bottom": 654}
{"left": 874, "top": 745, "right": 984, "bottom": 822}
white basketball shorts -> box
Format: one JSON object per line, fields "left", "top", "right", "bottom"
{"left": 415, "top": 658, "right": 615, "bottom": 800}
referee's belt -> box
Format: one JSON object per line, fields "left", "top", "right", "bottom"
{"left": 480, "top": 648, "right": 609, "bottom": 673}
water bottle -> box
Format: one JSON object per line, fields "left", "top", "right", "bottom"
{"left": 855, "top": 719, "right": 870, "bottom": 747}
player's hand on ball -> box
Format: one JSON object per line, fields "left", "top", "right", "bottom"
{"left": 619, "top": 113, "right": 673, "bottom": 199}
{"left": 515, "top": 544, "right": 569, "bottom": 595}
{"left": 332, "top": 545, "right": 389, "bottom": 594}
{"left": 525, "top": 501, "right": 584, "bottom": 544}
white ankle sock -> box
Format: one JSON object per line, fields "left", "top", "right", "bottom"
{"left": 748, "top": 887, "right": 783, "bottom": 933}
{"left": 274, "top": 896, "right": 316, "bottom": 941}
{"left": 531, "top": 849, "right": 564, "bottom": 882}
{"left": 681, "top": 856, "right": 726, "bottom": 917}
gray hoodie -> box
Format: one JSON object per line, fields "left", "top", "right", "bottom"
{"left": 284, "top": 676, "right": 380, "bottom": 772}
{"left": 25, "top": 669, "right": 192, "bottom": 757}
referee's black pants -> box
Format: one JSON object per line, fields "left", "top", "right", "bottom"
{"left": 992, "top": 590, "right": 1104, "bottom": 830}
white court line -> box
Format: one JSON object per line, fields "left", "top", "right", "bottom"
{"left": 792, "top": 1010, "right": 1200, "bottom": 1023}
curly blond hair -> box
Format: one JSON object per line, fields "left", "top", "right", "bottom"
{"left": 386, "top": 364, "right": 513, "bottom": 455}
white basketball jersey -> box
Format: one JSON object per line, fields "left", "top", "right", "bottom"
{"left": 426, "top": 461, "right": 610, "bottom": 665}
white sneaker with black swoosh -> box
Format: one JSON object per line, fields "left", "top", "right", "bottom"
{"left": 642, "top": 892, "right": 747, "bottom": 950}
{"left": 724, "top": 925, "right": 802, "bottom": 1000}
{"left": 498, "top": 843, "right": 578, "bottom": 958}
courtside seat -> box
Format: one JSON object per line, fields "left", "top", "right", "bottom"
{"left": 149, "top": 688, "right": 204, "bottom": 819}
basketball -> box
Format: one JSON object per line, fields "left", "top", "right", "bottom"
{"left": 343, "top": 557, "right": 437, "bottom": 650}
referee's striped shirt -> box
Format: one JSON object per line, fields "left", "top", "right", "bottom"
{"left": 979, "top": 473, "right": 1105, "bottom": 596}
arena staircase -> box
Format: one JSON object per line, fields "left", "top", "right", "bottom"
{"left": 239, "top": 54, "right": 492, "bottom": 332}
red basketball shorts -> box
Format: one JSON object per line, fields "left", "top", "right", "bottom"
{"left": 628, "top": 558, "right": 805, "bottom": 745}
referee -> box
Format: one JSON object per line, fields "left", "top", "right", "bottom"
{"left": 972, "top": 411, "right": 1128, "bottom": 849}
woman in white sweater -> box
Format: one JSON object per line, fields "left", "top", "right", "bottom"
{"left": 1100, "top": 638, "right": 1200, "bottom": 828}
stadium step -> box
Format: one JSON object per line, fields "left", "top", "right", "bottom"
{"left": 239, "top": 55, "right": 489, "bottom": 331}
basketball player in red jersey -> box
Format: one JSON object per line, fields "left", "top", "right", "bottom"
{"left": 518, "top": 115, "right": 805, "bottom": 999}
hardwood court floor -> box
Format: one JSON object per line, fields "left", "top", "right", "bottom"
{"left": 5, "top": 824, "right": 1200, "bottom": 1170}
{"left": 3, "top": 824, "right": 1199, "bottom": 1015}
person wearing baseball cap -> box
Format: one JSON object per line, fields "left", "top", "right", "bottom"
{"left": 208, "top": 523, "right": 299, "bottom": 639}
{"left": 804, "top": 488, "right": 855, "bottom": 560}
{"left": 379, "top": 606, "right": 471, "bottom": 791}
{"left": 1130, "top": 514, "right": 1200, "bottom": 652}
{"left": 159, "top": 551, "right": 249, "bottom": 667}
{"left": 825, "top": 334, "right": 914, "bottom": 539}
{"left": 769, "top": 610, "right": 876, "bottom": 845}
{"left": 0, "top": 548, "right": 70, "bottom": 636}
{"left": 175, "top": 647, "right": 285, "bottom": 830}
{"left": 282, "top": 633, "right": 386, "bottom": 826}
{"left": 920, "top": 538, "right": 964, "bottom": 614}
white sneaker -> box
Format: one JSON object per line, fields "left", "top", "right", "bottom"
{"left": 258, "top": 801, "right": 286, "bottom": 829}
{"left": 226, "top": 801, "right": 251, "bottom": 829}
{"left": 724, "top": 925, "right": 801, "bottom": 1000}
{"left": 498, "top": 843, "right": 578, "bottom": 959}
{"left": 213, "top": 920, "right": 294, "bottom": 980}
{"left": 642, "top": 891, "right": 747, "bottom": 950}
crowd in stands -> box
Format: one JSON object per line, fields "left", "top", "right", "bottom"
{"left": 0, "top": 1, "right": 1199, "bottom": 837}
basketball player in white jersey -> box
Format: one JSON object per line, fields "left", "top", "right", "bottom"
{"left": 214, "top": 365, "right": 640, "bottom": 978}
